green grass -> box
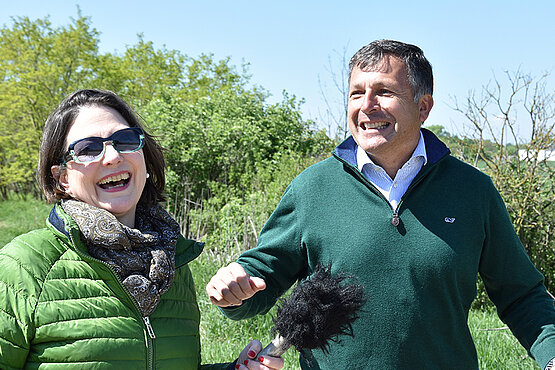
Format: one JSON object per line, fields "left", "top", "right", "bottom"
{"left": 0, "top": 195, "right": 52, "bottom": 245}
{"left": 192, "top": 252, "right": 539, "bottom": 369}
{"left": 190, "top": 252, "right": 299, "bottom": 367}
{"left": 470, "top": 309, "right": 538, "bottom": 369}
{"left": 0, "top": 198, "right": 542, "bottom": 369}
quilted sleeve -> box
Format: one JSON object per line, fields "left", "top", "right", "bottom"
{"left": 0, "top": 238, "right": 38, "bottom": 369}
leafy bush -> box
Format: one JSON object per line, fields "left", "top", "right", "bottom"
{"left": 141, "top": 87, "right": 334, "bottom": 248}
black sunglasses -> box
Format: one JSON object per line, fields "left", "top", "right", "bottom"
{"left": 62, "top": 127, "right": 145, "bottom": 165}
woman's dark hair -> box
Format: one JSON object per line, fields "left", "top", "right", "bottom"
{"left": 38, "top": 89, "right": 166, "bottom": 206}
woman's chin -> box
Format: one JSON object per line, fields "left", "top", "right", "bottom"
{"left": 97, "top": 199, "right": 137, "bottom": 223}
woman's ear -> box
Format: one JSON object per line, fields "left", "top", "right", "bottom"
{"left": 51, "top": 165, "right": 70, "bottom": 192}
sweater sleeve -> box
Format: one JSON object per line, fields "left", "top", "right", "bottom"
{"left": 479, "top": 180, "right": 555, "bottom": 369}
{"left": 222, "top": 184, "right": 307, "bottom": 320}
{"left": 0, "top": 240, "right": 36, "bottom": 369}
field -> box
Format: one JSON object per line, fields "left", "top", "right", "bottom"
{"left": 0, "top": 197, "right": 539, "bottom": 369}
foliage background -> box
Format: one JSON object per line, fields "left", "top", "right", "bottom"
{"left": 0, "top": 13, "right": 552, "bottom": 369}
{"left": 0, "top": 198, "right": 539, "bottom": 368}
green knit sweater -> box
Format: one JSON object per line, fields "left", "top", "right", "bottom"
{"left": 0, "top": 203, "right": 231, "bottom": 369}
{"left": 223, "top": 129, "right": 555, "bottom": 369}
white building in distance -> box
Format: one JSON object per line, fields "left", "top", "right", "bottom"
{"left": 518, "top": 149, "right": 555, "bottom": 161}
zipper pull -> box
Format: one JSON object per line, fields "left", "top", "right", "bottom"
{"left": 143, "top": 316, "right": 156, "bottom": 339}
{"left": 392, "top": 212, "right": 400, "bottom": 227}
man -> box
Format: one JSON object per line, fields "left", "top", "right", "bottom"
{"left": 206, "top": 40, "right": 555, "bottom": 369}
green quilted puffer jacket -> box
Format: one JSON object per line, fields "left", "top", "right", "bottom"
{"left": 0, "top": 203, "right": 231, "bottom": 370}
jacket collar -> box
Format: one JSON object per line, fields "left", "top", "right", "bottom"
{"left": 47, "top": 202, "right": 203, "bottom": 267}
{"left": 333, "top": 127, "right": 450, "bottom": 168}
{"left": 48, "top": 204, "right": 71, "bottom": 238}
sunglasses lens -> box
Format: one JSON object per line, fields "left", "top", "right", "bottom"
{"left": 65, "top": 128, "right": 144, "bottom": 164}
{"left": 112, "top": 129, "right": 143, "bottom": 152}
{"left": 73, "top": 139, "right": 104, "bottom": 162}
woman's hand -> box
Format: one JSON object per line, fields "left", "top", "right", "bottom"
{"left": 235, "top": 340, "right": 284, "bottom": 370}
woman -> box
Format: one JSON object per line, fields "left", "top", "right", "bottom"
{"left": 0, "top": 89, "right": 283, "bottom": 370}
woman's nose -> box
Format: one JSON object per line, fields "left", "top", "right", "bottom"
{"left": 102, "top": 142, "right": 123, "bottom": 165}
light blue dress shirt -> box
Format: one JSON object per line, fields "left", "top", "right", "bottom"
{"left": 356, "top": 131, "right": 427, "bottom": 210}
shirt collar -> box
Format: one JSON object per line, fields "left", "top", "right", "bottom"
{"left": 356, "top": 130, "right": 428, "bottom": 173}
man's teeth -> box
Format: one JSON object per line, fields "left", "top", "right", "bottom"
{"left": 362, "top": 122, "right": 389, "bottom": 130}
{"left": 98, "top": 173, "right": 130, "bottom": 185}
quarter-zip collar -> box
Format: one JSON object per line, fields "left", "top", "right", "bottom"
{"left": 333, "top": 128, "right": 451, "bottom": 227}
{"left": 333, "top": 128, "right": 450, "bottom": 169}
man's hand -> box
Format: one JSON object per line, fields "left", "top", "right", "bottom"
{"left": 206, "top": 262, "right": 266, "bottom": 307}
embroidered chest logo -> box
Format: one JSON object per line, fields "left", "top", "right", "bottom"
{"left": 444, "top": 217, "right": 456, "bottom": 223}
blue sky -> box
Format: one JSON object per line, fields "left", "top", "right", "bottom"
{"left": 2, "top": 0, "right": 554, "bottom": 139}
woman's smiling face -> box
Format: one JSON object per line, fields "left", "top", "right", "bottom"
{"left": 56, "top": 105, "right": 147, "bottom": 227}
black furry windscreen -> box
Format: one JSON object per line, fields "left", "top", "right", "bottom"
{"left": 271, "top": 264, "right": 366, "bottom": 354}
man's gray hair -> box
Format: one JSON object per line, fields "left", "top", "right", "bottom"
{"left": 349, "top": 40, "right": 433, "bottom": 103}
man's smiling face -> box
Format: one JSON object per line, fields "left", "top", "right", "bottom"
{"left": 347, "top": 55, "right": 433, "bottom": 174}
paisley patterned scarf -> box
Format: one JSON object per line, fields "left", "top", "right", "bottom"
{"left": 61, "top": 199, "right": 179, "bottom": 316}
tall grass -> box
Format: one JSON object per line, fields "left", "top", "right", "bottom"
{"left": 192, "top": 252, "right": 538, "bottom": 369}
{"left": 0, "top": 194, "right": 51, "bottom": 245}
{"left": 190, "top": 252, "right": 299, "bottom": 367}
{"left": 0, "top": 198, "right": 541, "bottom": 368}
{"left": 470, "top": 309, "right": 538, "bottom": 369}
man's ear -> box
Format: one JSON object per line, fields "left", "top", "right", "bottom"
{"left": 51, "top": 165, "right": 70, "bottom": 192}
{"left": 418, "top": 94, "right": 434, "bottom": 123}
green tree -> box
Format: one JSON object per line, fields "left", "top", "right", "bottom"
{"left": 180, "top": 54, "right": 251, "bottom": 102}
{"left": 0, "top": 13, "right": 100, "bottom": 196}
{"left": 452, "top": 70, "right": 555, "bottom": 302}
{"left": 91, "top": 35, "right": 187, "bottom": 108}
{"left": 140, "top": 60, "right": 334, "bottom": 245}
{"left": 0, "top": 12, "right": 190, "bottom": 197}
{"left": 0, "top": 11, "right": 336, "bottom": 258}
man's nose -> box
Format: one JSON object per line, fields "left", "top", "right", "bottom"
{"left": 360, "top": 91, "right": 379, "bottom": 112}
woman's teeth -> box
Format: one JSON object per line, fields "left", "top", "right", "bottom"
{"left": 98, "top": 173, "right": 130, "bottom": 188}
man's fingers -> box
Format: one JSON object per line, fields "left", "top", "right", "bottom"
{"left": 206, "top": 262, "right": 266, "bottom": 307}
{"left": 228, "top": 266, "right": 257, "bottom": 297}
{"left": 249, "top": 276, "right": 267, "bottom": 292}
{"left": 220, "top": 263, "right": 257, "bottom": 299}
{"left": 207, "top": 278, "right": 244, "bottom": 306}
